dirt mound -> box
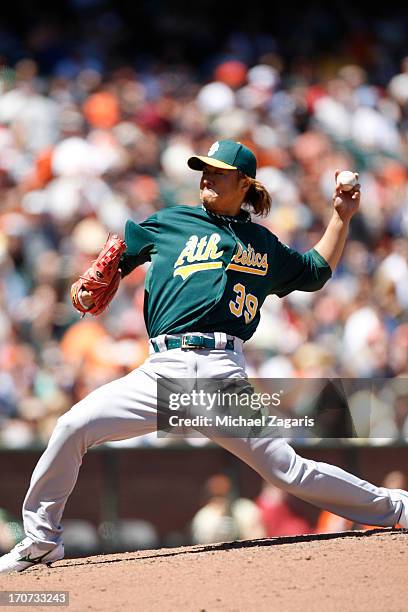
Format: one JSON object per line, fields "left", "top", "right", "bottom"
{"left": 2, "top": 529, "right": 407, "bottom": 612}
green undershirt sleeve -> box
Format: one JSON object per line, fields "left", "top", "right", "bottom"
{"left": 271, "top": 241, "right": 332, "bottom": 297}
{"left": 119, "top": 217, "right": 159, "bottom": 278}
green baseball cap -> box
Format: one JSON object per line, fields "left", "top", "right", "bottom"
{"left": 188, "top": 140, "right": 257, "bottom": 178}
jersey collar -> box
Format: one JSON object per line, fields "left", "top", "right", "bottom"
{"left": 201, "top": 204, "right": 251, "bottom": 224}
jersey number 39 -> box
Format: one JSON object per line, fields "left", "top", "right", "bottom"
{"left": 229, "top": 283, "right": 258, "bottom": 324}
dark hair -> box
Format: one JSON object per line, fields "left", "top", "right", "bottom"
{"left": 239, "top": 173, "right": 272, "bottom": 217}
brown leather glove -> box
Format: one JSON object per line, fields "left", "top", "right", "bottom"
{"left": 71, "top": 234, "right": 126, "bottom": 316}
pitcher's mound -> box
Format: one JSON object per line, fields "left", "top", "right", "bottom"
{"left": 2, "top": 529, "right": 407, "bottom": 611}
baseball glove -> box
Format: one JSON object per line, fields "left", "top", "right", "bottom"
{"left": 71, "top": 233, "right": 127, "bottom": 316}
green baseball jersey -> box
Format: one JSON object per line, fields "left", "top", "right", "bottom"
{"left": 120, "top": 205, "right": 332, "bottom": 341}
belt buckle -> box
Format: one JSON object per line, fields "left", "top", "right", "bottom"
{"left": 181, "top": 334, "right": 202, "bottom": 349}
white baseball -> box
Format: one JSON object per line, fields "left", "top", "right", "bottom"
{"left": 336, "top": 170, "right": 358, "bottom": 191}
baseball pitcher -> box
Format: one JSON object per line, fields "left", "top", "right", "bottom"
{"left": 1, "top": 140, "right": 407, "bottom": 573}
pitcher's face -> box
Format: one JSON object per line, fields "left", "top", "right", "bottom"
{"left": 200, "top": 165, "right": 249, "bottom": 215}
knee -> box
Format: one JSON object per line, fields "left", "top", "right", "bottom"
{"left": 54, "top": 405, "right": 89, "bottom": 440}
{"left": 263, "top": 443, "right": 310, "bottom": 492}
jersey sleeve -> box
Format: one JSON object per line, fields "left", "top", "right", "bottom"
{"left": 119, "top": 213, "right": 160, "bottom": 278}
{"left": 269, "top": 239, "right": 332, "bottom": 297}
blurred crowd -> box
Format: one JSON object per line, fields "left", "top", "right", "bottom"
{"left": 0, "top": 13, "right": 408, "bottom": 449}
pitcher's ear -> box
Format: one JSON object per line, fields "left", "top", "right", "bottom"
{"left": 238, "top": 171, "right": 250, "bottom": 189}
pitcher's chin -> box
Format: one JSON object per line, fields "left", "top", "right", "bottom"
{"left": 200, "top": 192, "right": 219, "bottom": 211}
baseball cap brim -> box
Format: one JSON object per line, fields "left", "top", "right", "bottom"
{"left": 187, "top": 155, "right": 237, "bottom": 172}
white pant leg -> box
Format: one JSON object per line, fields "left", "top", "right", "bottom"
{"left": 23, "top": 350, "right": 195, "bottom": 546}
{"left": 211, "top": 436, "right": 402, "bottom": 526}
{"left": 194, "top": 349, "right": 403, "bottom": 527}
{"left": 23, "top": 343, "right": 403, "bottom": 547}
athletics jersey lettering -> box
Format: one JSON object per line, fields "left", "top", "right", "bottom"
{"left": 227, "top": 242, "right": 268, "bottom": 276}
{"left": 174, "top": 233, "right": 224, "bottom": 280}
{"left": 122, "top": 205, "right": 331, "bottom": 340}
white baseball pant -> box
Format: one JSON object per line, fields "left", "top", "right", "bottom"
{"left": 23, "top": 335, "right": 403, "bottom": 546}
